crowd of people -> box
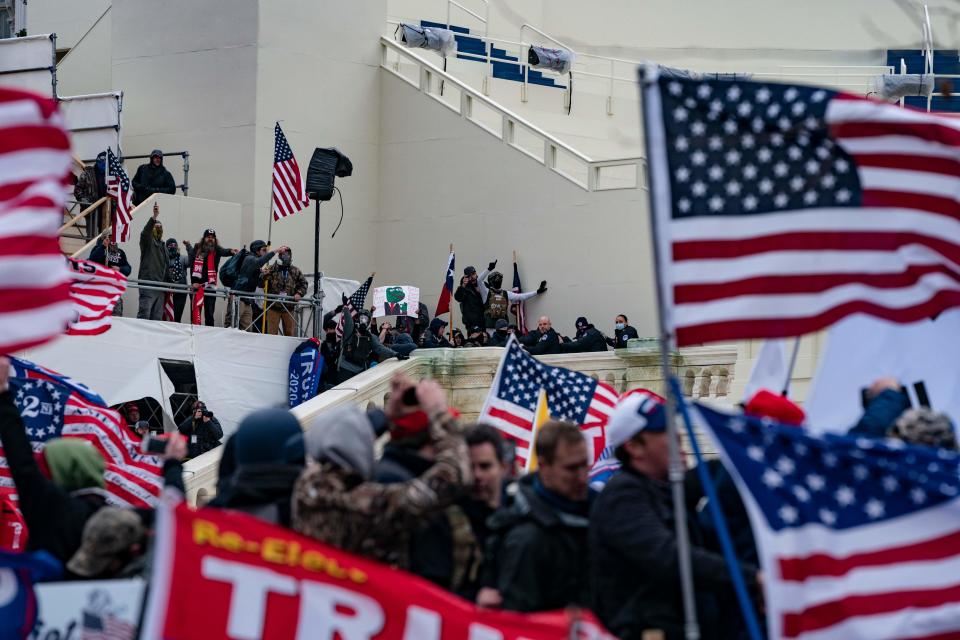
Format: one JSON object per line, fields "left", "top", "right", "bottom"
{"left": 3, "top": 343, "right": 954, "bottom": 639}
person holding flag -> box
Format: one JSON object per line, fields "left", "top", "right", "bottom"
{"left": 137, "top": 202, "right": 168, "bottom": 320}
{"left": 435, "top": 246, "right": 455, "bottom": 319}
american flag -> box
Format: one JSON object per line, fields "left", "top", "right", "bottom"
{"left": 435, "top": 250, "right": 455, "bottom": 316}
{"left": 81, "top": 609, "right": 136, "bottom": 640}
{"left": 4, "top": 357, "right": 162, "bottom": 509}
{"left": 105, "top": 149, "right": 134, "bottom": 243}
{"left": 163, "top": 292, "right": 175, "bottom": 322}
{"left": 512, "top": 258, "right": 528, "bottom": 334}
{"left": 479, "top": 337, "right": 619, "bottom": 465}
{"left": 0, "top": 87, "right": 75, "bottom": 354}
{"left": 642, "top": 70, "right": 960, "bottom": 346}
{"left": 336, "top": 275, "right": 374, "bottom": 338}
{"left": 272, "top": 122, "right": 309, "bottom": 221}
{"left": 65, "top": 258, "right": 127, "bottom": 336}
{"left": 693, "top": 401, "right": 960, "bottom": 639}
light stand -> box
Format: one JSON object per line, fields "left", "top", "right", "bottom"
{"left": 312, "top": 198, "right": 323, "bottom": 338}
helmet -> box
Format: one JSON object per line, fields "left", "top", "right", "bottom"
{"left": 487, "top": 271, "right": 504, "bottom": 289}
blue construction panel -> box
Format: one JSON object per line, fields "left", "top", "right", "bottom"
{"left": 931, "top": 95, "right": 960, "bottom": 112}
{"left": 420, "top": 19, "right": 470, "bottom": 34}
{"left": 933, "top": 50, "right": 960, "bottom": 74}
{"left": 887, "top": 49, "right": 926, "bottom": 74}
{"left": 490, "top": 47, "right": 519, "bottom": 62}
{"left": 903, "top": 96, "right": 928, "bottom": 110}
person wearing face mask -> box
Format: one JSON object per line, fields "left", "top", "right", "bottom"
{"left": 260, "top": 246, "right": 307, "bottom": 335}
{"left": 481, "top": 270, "right": 547, "bottom": 332}
{"left": 185, "top": 227, "right": 237, "bottom": 326}
{"left": 337, "top": 307, "right": 400, "bottom": 383}
{"left": 319, "top": 316, "right": 341, "bottom": 389}
{"left": 162, "top": 237, "right": 189, "bottom": 322}
{"left": 232, "top": 240, "right": 280, "bottom": 331}
{"left": 137, "top": 202, "right": 169, "bottom": 320}
{"left": 487, "top": 319, "right": 511, "bottom": 347}
{"left": 605, "top": 314, "right": 640, "bottom": 349}
{"left": 561, "top": 316, "right": 608, "bottom": 353}
{"left": 454, "top": 264, "right": 493, "bottom": 331}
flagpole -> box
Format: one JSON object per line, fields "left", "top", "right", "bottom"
{"left": 638, "top": 64, "right": 701, "bottom": 640}
{"left": 449, "top": 243, "right": 455, "bottom": 343}
{"left": 268, "top": 122, "right": 278, "bottom": 246}
{"left": 781, "top": 336, "right": 802, "bottom": 397}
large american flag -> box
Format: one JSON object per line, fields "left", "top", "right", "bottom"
{"left": 272, "top": 122, "right": 309, "bottom": 221}
{"left": 336, "top": 275, "right": 374, "bottom": 338}
{"left": 105, "top": 148, "right": 134, "bottom": 244}
{"left": 642, "top": 70, "right": 960, "bottom": 346}
{"left": 479, "top": 337, "right": 619, "bottom": 465}
{"left": 66, "top": 258, "right": 127, "bottom": 335}
{"left": 4, "top": 357, "right": 162, "bottom": 509}
{"left": 0, "top": 87, "right": 75, "bottom": 354}
{"left": 694, "top": 401, "right": 960, "bottom": 639}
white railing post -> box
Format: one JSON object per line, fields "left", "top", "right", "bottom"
{"left": 587, "top": 164, "right": 597, "bottom": 191}
{"left": 420, "top": 66, "right": 431, "bottom": 93}
{"left": 460, "top": 91, "right": 472, "bottom": 118}
{"left": 544, "top": 141, "right": 556, "bottom": 169}
{"left": 501, "top": 115, "right": 514, "bottom": 144}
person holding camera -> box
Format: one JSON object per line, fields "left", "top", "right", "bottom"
{"left": 177, "top": 400, "right": 223, "bottom": 459}
{"left": 454, "top": 263, "right": 493, "bottom": 331}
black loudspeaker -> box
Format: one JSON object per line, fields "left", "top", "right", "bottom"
{"left": 305, "top": 147, "right": 353, "bottom": 201}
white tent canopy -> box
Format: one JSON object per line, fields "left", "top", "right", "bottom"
{"left": 19, "top": 318, "right": 302, "bottom": 435}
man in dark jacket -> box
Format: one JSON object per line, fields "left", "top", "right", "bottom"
{"left": 320, "top": 315, "right": 341, "bottom": 390}
{"left": 849, "top": 377, "right": 911, "bottom": 438}
{"left": 421, "top": 317, "right": 453, "bottom": 348}
{"left": 606, "top": 313, "right": 640, "bottom": 349}
{"left": 454, "top": 264, "right": 492, "bottom": 331}
{"left": 589, "top": 394, "right": 759, "bottom": 640}
{"left": 233, "top": 240, "right": 278, "bottom": 331}
{"left": 131, "top": 149, "right": 176, "bottom": 205}
{"left": 487, "top": 319, "right": 511, "bottom": 347}
{"left": 90, "top": 235, "right": 132, "bottom": 317}
{"left": 177, "top": 400, "right": 224, "bottom": 459}
{"left": 138, "top": 202, "right": 168, "bottom": 320}
{"left": 484, "top": 421, "right": 592, "bottom": 612}
{"left": 562, "top": 316, "right": 608, "bottom": 353}
{"left": 337, "top": 308, "right": 398, "bottom": 382}
{"left": 185, "top": 228, "right": 236, "bottom": 326}
{"left": 521, "top": 315, "right": 564, "bottom": 355}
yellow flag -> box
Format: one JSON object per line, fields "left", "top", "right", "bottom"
{"left": 526, "top": 388, "right": 551, "bottom": 473}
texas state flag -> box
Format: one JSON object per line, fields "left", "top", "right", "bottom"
{"left": 435, "top": 250, "right": 455, "bottom": 317}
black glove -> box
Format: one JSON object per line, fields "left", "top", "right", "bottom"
{"left": 334, "top": 304, "right": 344, "bottom": 314}
{"left": 537, "top": 280, "right": 548, "bottom": 294}
{"left": 487, "top": 260, "right": 497, "bottom": 271}
{"left": 341, "top": 293, "right": 349, "bottom": 305}
{"left": 396, "top": 353, "right": 410, "bottom": 361}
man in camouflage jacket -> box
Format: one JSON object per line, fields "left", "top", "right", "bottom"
{"left": 260, "top": 247, "right": 308, "bottom": 336}
{"left": 292, "top": 375, "right": 470, "bottom": 569}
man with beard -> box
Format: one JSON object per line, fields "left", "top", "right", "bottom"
{"left": 481, "top": 270, "right": 546, "bottom": 331}
{"left": 163, "top": 237, "right": 189, "bottom": 322}
{"left": 131, "top": 149, "right": 176, "bottom": 206}
{"left": 137, "top": 202, "right": 168, "bottom": 320}
{"left": 337, "top": 308, "right": 399, "bottom": 383}
{"left": 260, "top": 246, "right": 307, "bottom": 336}
{"left": 186, "top": 228, "right": 236, "bottom": 326}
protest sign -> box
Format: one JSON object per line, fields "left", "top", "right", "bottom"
{"left": 372, "top": 286, "right": 419, "bottom": 318}
{"left": 142, "top": 500, "right": 612, "bottom": 640}
{"left": 34, "top": 579, "right": 143, "bottom": 640}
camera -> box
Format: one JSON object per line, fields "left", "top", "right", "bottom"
{"left": 141, "top": 434, "right": 168, "bottom": 455}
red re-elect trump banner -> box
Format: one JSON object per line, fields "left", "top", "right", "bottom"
{"left": 141, "top": 497, "right": 614, "bottom": 640}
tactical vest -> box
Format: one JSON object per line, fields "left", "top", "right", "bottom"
{"left": 343, "top": 332, "right": 373, "bottom": 367}
{"left": 484, "top": 289, "right": 509, "bottom": 328}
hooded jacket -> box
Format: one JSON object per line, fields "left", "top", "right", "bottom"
{"left": 90, "top": 243, "right": 132, "bottom": 277}
{"left": 338, "top": 310, "right": 397, "bottom": 374}
{"left": 131, "top": 153, "right": 176, "bottom": 206}
{"left": 561, "top": 325, "right": 608, "bottom": 353}
{"left": 292, "top": 408, "right": 470, "bottom": 570}
{"left": 138, "top": 217, "right": 168, "bottom": 282}
{"left": 421, "top": 318, "right": 452, "bottom": 348}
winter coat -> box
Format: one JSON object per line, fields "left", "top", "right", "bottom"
{"left": 485, "top": 474, "right": 591, "bottom": 612}
{"left": 589, "top": 467, "right": 757, "bottom": 640}
{"left": 606, "top": 324, "right": 640, "bottom": 348}
{"left": 487, "top": 330, "right": 510, "bottom": 347}
{"left": 89, "top": 244, "right": 132, "bottom": 277}
{"left": 454, "top": 283, "right": 485, "bottom": 331}
{"left": 292, "top": 411, "right": 470, "bottom": 570}
{"left": 233, "top": 250, "right": 275, "bottom": 294}
{"left": 562, "top": 326, "right": 608, "bottom": 353}
{"left": 849, "top": 387, "right": 911, "bottom": 438}
{"left": 177, "top": 416, "right": 224, "bottom": 459}
{"left": 131, "top": 162, "right": 176, "bottom": 205}
{"left": 522, "top": 328, "right": 563, "bottom": 356}
{"left": 338, "top": 311, "right": 397, "bottom": 375}
{"left": 216, "top": 463, "right": 302, "bottom": 527}
{"left": 138, "top": 218, "right": 168, "bottom": 282}
{"left": 391, "top": 332, "right": 418, "bottom": 356}
{"left": 261, "top": 263, "right": 308, "bottom": 303}
{"left": 421, "top": 329, "right": 453, "bottom": 348}
{"left": 185, "top": 243, "right": 234, "bottom": 285}
{"left": 165, "top": 252, "right": 188, "bottom": 286}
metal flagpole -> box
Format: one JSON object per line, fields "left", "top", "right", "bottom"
{"left": 268, "top": 122, "right": 279, "bottom": 246}
{"left": 449, "top": 243, "right": 455, "bottom": 343}
{"left": 781, "top": 336, "right": 802, "bottom": 397}
{"left": 638, "top": 64, "right": 701, "bottom": 640}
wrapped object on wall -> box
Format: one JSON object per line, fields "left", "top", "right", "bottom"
{"left": 397, "top": 23, "right": 458, "bottom": 58}
{"left": 871, "top": 73, "right": 935, "bottom": 101}
{"left": 527, "top": 45, "right": 574, "bottom": 75}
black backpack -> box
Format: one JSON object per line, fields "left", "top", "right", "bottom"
{"left": 219, "top": 247, "right": 247, "bottom": 288}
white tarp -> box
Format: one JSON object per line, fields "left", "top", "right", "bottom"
{"left": 19, "top": 317, "right": 301, "bottom": 435}
{"left": 805, "top": 310, "right": 960, "bottom": 435}
{"left": 36, "top": 578, "right": 144, "bottom": 640}
{"left": 316, "top": 276, "right": 360, "bottom": 316}
{"left": 0, "top": 33, "right": 54, "bottom": 96}
{"left": 60, "top": 91, "right": 122, "bottom": 161}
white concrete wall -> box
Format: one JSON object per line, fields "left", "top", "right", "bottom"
{"left": 378, "top": 70, "right": 657, "bottom": 337}
{"left": 55, "top": 7, "right": 112, "bottom": 97}
{"left": 109, "top": 0, "right": 259, "bottom": 239}
{"left": 27, "top": 0, "right": 110, "bottom": 49}
{"left": 251, "top": 0, "right": 387, "bottom": 284}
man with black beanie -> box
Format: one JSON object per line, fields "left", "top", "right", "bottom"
{"left": 163, "top": 238, "right": 189, "bottom": 322}
{"left": 562, "top": 317, "right": 608, "bottom": 353}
